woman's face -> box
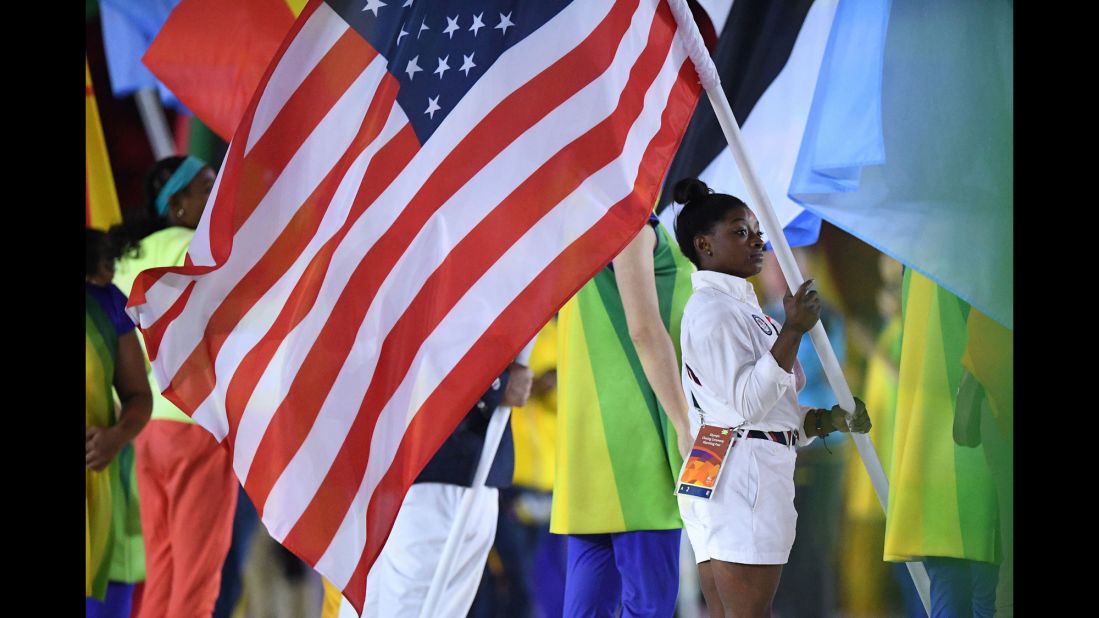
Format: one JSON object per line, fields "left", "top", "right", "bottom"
{"left": 168, "top": 166, "right": 216, "bottom": 229}
{"left": 696, "top": 206, "right": 766, "bottom": 278}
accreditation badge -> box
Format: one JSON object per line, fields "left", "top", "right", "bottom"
{"left": 675, "top": 425, "right": 736, "bottom": 500}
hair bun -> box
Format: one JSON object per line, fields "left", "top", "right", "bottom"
{"left": 672, "top": 177, "right": 709, "bottom": 204}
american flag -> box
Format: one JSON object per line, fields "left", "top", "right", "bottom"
{"left": 127, "top": 0, "right": 702, "bottom": 610}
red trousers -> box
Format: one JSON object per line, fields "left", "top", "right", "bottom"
{"left": 135, "top": 421, "right": 237, "bottom": 618}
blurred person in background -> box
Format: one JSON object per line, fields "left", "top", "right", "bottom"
{"left": 954, "top": 309, "right": 1012, "bottom": 616}
{"left": 86, "top": 228, "right": 152, "bottom": 617}
{"left": 883, "top": 269, "right": 1002, "bottom": 617}
{"left": 321, "top": 363, "right": 533, "bottom": 618}
{"left": 837, "top": 255, "right": 925, "bottom": 617}
{"left": 113, "top": 155, "right": 240, "bottom": 618}
{"left": 551, "top": 210, "right": 695, "bottom": 617}
{"left": 470, "top": 317, "right": 569, "bottom": 618}
{"left": 242, "top": 530, "right": 323, "bottom": 618}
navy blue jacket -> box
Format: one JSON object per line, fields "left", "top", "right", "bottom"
{"left": 414, "top": 369, "right": 514, "bottom": 488}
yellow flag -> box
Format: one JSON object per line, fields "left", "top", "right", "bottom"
{"left": 284, "top": 0, "right": 307, "bottom": 16}
{"left": 85, "top": 56, "right": 122, "bottom": 231}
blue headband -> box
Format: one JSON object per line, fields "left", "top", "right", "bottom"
{"left": 154, "top": 156, "right": 206, "bottom": 217}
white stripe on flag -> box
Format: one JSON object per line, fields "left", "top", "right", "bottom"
{"left": 188, "top": 162, "right": 225, "bottom": 267}
{"left": 246, "top": 3, "right": 351, "bottom": 155}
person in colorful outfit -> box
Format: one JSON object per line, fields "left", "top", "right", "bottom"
{"left": 112, "top": 156, "right": 239, "bottom": 618}
{"left": 551, "top": 211, "right": 694, "bottom": 617}
{"left": 670, "top": 178, "right": 871, "bottom": 618}
{"left": 884, "top": 270, "right": 1003, "bottom": 617}
{"left": 470, "top": 318, "right": 566, "bottom": 618}
{"left": 86, "top": 228, "right": 152, "bottom": 617}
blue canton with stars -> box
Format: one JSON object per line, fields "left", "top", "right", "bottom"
{"left": 326, "top": 0, "right": 573, "bottom": 143}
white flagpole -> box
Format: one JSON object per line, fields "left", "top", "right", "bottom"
{"left": 418, "top": 340, "right": 537, "bottom": 618}
{"left": 134, "top": 88, "right": 177, "bottom": 160}
{"left": 664, "top": 1, "right": 931, "bottom": 613}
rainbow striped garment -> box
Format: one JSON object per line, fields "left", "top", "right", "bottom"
{"left": 550, "top": 220, "right": 693, "bottom": 534}
{"left": 85, "top": 289, "right": 146, "bottom": 600}
{"left": 884, "top": 270, "right": 999, "bottom": 563}
{"left": 86, "top": 291, "right": 116, "bottom": 599}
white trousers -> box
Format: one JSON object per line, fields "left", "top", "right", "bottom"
{"left": 350, "top": 483, "right": 499, "bottom": 617}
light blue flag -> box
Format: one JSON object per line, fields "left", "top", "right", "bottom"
{"left": 99, "top": 0, "right": 189, "bottom": 112}
{"left": 788, "top": 0, "right": 1013, "bottom": 328}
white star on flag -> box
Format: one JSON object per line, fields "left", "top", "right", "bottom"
{"left": 361, "top": 0, "right": 386, "bottom": 17}
{"left": 425, "top": 95, "right": 440, "bottom": 119}
{"left": 397, "top": 25, "right": 409, "bottom": 45}
{"left": 402, "top": 0, "right": 412, "bottom": 6}
{"left": 418, "top": 18, "right": 429, "bottom": 38}
{"left": 469, "top": 12, "right": 485, "bottom": 36}
{"left": 496, "top": 12, "right": 514, "bottom": 35}
{"left": 443, "top": 15, "right": 460, "bottom": 39}
{"left": 434, "top": 55, "right": 450, "bottom": 78}
{"left": 459, "top": 53, "right": 476, "bottom": 77}
{"left": 405, "top": 55, "right": 421, "bottom": 80}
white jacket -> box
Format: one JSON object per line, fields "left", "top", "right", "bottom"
{"left": 679, "top": 270, "right": 815, "bottom": 447}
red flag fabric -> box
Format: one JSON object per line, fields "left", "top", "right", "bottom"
{"left": 127, "top": 0, "right": 703, "bottom": 611}
{"left": 142, "top": 0, "right": 296, "bottom": 140}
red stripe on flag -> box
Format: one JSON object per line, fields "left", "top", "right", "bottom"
{"left": 162, "top": 77, "right": 401, "bottom": 419}
{"left": 278, "top": 5, "right": 678, "bottom": 561}
{"left": 142, "top": 280, "right": 198, "bottom": 362}
{"left": 129, "top": 263, "right": 194, "bottom": 308}
{"left": 240, "top": 0, "right": 642, "bottom": 512}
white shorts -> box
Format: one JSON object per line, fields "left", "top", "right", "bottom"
{"left": 678, "top": 435, "right": 797, "bottom": 565}
{"left": 356, "top": 483, "right": 499, "bottom": 617}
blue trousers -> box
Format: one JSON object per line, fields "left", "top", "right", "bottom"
{"left": 85, "top": 582, "right": 134, "bottom": 618}
{"left": 563, "top": 530, "right": 680, "bottom": 617}
{"left": 925, "top": 557, "right": 999, "bottom": 618}
{"left": 534, "top": 532, "right": 569, "bottom": 618}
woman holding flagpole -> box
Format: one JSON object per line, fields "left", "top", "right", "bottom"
{"left": 671, "top": 178, "right": 871, "bottom": 618}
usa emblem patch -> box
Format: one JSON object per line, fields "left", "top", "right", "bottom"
{"left": 753, "top": 315, "right": 773, "bottom": 335}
